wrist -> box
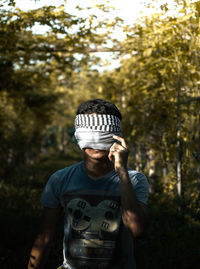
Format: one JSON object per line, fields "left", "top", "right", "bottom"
{"left": 116, "top": 166, "right": 128, "bottom": 176}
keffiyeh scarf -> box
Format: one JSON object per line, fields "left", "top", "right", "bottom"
{"left": 74, "top": 114, "right": 122, "bottom": 150}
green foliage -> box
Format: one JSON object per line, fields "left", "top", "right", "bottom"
{"left": 100, "top": 0, "right": 200, "bottom": 211}
{"left": 0, "top": 0, "right": 200, "bottom": 268}
{"left": 0, "top": 1, "right": 116, "bottom": 177}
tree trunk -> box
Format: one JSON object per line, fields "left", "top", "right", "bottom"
{"left": 176, "top": 85, "right": 182, "bottom": 213}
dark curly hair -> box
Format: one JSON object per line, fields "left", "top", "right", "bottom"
{"left": 76, "top": 99, "right": 122, "bottom": 120}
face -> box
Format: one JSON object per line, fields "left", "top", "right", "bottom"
{"left": 84, "top": 148, "right": 109, "bottom": 160}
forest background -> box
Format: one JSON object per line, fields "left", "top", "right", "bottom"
{"left": 0, "top": 0, "right": 200, "bottom": 268}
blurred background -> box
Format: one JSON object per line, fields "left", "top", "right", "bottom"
{"left": 0, "top": 0, "right": 200, "bottom": 268}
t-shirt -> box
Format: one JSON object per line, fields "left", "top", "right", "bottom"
{"left": 40, "top": 161, "right": 149, "bottom": 269}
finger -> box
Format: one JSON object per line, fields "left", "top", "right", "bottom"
{"left": 113, "top": 135, "right": 127, "bottom": 148}
{"left": 108, "top": 151, "right": 115, "bottom": 162}
{"left": 110, "top": 143, "right": 125, "bottom": 152}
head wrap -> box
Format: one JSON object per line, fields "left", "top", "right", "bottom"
{"left": 74, "top": 114, "right": 121, "bottom": 150}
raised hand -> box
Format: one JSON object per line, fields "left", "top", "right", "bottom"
{"left": 108, "top": 135, "right": 129, "bottom": 173}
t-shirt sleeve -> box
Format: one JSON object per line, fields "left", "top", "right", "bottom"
{"left": 128, "top": 170, "right": 149, "bottom": 204}
{"left": 40, "top": 172, "right": 62, "bottom": 208}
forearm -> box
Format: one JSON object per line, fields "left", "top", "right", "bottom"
{"left": 28, "top": 207, "right": 61, "bottom": 269}
{"left": 118, "top": 168, "right": 148, "bottom": 238}
{"left": 28, "top": 233, "right": 52, "bottom": 269}
{"left": 109, "top": 135, "right": 148, "bottom": 237}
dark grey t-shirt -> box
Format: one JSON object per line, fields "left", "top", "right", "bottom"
{"left": 41, "top": 161, "right": 149, "bottom": 269}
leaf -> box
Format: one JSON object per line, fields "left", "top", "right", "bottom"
{"left": 143, "top": 47, "right": 153, "bottom": 57}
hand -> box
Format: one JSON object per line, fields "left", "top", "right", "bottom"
{"left": 108, "top": 135, "right": 129, "bottom": 173}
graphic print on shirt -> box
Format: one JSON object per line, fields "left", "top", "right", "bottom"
{"left": 62, "top": 190, "right": 122, "bottom": 269}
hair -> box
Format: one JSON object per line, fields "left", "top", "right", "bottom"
{"left": 76, "top": 99, "right": 122, "bottom": 120}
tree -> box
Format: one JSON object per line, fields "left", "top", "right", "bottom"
{"left": 0, "top": 0, "right": 120, "bottom": 177}
{"left": 100, "top": 0, "right": 200, "bottom": 211}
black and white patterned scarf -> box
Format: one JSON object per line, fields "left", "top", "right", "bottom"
{"left": 74, "top": 114, "right": 122, "bottom": 150}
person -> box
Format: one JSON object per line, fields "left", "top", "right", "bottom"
{"left": 28, "top": 99, "right": 149, "bottom": 269}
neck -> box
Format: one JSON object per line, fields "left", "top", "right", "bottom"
{"left": 84, "top": 156, "right": 114, "bottom": 179}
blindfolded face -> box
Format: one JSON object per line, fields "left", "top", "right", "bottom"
{"left": 74, "top": 114, "right": 122, "bottom": 151}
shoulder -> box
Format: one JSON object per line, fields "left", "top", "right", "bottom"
{"left": 40, "top": 162, "right": 83, "bottom": 208}
{"left": 127, "top": 169, "right": 149, "bottom": 204}
{"left": 46, "top": 161, "right": 83, "bottom": 190}
{"left": 127, "top": 169, "right": 148, "bottom": 185}
{"left": 50, "top": 161, "right": 83, "bottom": 181}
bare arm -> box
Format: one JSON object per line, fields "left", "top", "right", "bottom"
{"left": 118, "top": 169, "right": 148, "bottom": 237}
{"left": 28, "top": 207, "right": 62, "bottom": 269}
{"left": 109, "top": 136, "right": 148, "bottom": 238}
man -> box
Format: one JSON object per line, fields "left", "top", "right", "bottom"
{"left": 28, "top": 99, "right": 149, "bottom": 269}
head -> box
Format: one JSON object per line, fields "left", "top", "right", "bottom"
{"left": 76, "top": 99, "right": 122, "bottom": 120}
{"left": 75, "top": 99, "right": 122, "bottom": 160}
